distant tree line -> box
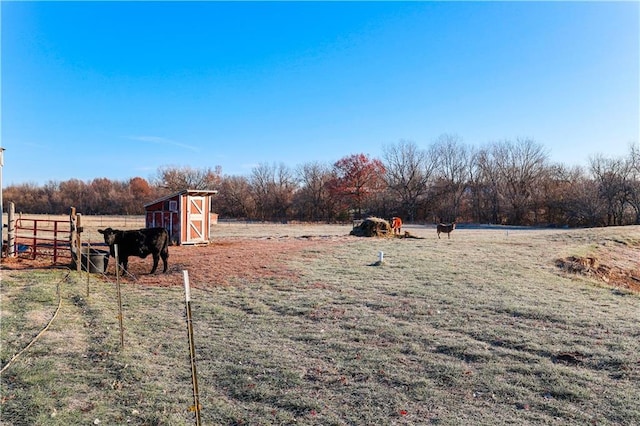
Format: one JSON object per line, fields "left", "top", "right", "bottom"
{"left": 5, "top": 136, "right": 640, "bottom": 227}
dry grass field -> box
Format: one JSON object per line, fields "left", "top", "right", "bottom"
{"left": 1, "top": 220, "right": 639, "bottom": 425}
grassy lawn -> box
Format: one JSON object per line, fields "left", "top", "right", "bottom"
{"left": 1, "top": 224, "right": 639, "bottom": 425}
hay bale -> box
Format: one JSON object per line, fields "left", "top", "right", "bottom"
{"left": 350, "top": 217, "right": 392, "bottom": 237}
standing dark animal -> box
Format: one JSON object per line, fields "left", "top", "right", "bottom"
{"left": 98, "top": 227, "right": 169, "bottom": 274}
{"left": 437, "top": 222, "right": 456, "bottom": 239}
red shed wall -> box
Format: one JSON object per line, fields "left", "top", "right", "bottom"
{"left": 145, "top": 194, "right": 181, "bottom": 244}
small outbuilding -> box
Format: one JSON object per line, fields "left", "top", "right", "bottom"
{"left": 144, "top": 190, "right": 218, "bottom": 245}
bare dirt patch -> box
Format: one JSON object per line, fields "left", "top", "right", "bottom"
{"left": 0, "top": 256, "right": 61, "bottom": 271}
{"left": 97, "top": 236, "right": 350, "bottom": 288}
{"left": 141, "top": 236, "right": 351, "bottom": 288}
{"left": 1, "top": 227, "right": 354, "bottom": 288}
{"left": 556, "top": 240, "right": 640, "bottom": 293}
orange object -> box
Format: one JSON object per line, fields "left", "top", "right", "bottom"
{"left": 391, "top": 217, "right": 402, "bottom": 235}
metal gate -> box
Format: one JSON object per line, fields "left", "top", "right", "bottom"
{"left": 11, "top": 217, "right": 72, "bottom": 263}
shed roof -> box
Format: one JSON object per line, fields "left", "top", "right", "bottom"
{"left": 144, "top": 189, "right": 218, "bottom": 208}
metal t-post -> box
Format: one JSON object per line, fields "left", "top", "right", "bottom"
{"left": 183, "top": 270, "right": 201, "bottom": 425}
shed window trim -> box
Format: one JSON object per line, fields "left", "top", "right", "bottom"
{"left": 169, "top": 200, "right": 178, "bottom": 212}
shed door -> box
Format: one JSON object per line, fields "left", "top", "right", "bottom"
{"left": 186, "top": 196, "right": 206, "bottom": 243}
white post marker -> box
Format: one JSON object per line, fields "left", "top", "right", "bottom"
{"left": 183, "top": 270, "right": 191, "bottom": 302}
{"left": 378, "top": 251, "right": 384, "bottom": 262}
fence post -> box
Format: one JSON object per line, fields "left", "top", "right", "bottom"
{"left": 86, "top": 240, "right": 91, "bottom": 298}
{"left": 70, "top": 207, "right": 80, "bottom": 271}
{"left": 76, "top": 213, "right": 82, "bottom": 269}
{"left": 183, "top": 270, "right": 202, "bottom": 425}
{"left": 7, "top": 202, "right": 15, "bottom": 258}
{"left": 31, "top": 220, "right": 38, "bottom": 260}
{"left": 53, "top": 221, "right": 59, "bottom": 264}
{"left": 115, "top": 244, "right": 124, "bottom": 349}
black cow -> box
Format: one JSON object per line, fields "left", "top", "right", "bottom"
{"left": 98, "top": 227, "right": 169, "bottom": 274}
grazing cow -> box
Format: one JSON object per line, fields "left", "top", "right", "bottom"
{"left": 437, "top": 222, "right": 456, "bottom": 239}
{"left": 390, "top": 217, "right": 403, "bottom": 235}
{"left": 98, "top": 227, "right": 169, "bottom": 274}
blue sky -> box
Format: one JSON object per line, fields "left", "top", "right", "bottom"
{"left": 1, "top": 1, "right": 638, "bottom": 186}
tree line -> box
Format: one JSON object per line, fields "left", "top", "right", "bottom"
{"left": 5, "top": 135, "right": 639, "bottom": 227}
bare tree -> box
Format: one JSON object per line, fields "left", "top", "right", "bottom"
{"left": 250, "top": 163, "right": 298, "bottom": 221}
{"left": 55, "top": 179, "right": 88, "bottom": 214}
{"left": 273, "top": 163, "right": 299, "bottom": 221}
{"left": 382, "top": 140, "right": 435, "bottom": 222}
{"left": 534, "top": 164, "right": 571, "bottom": 226}
{"left": 431, "top": 134, "right": 471, "bottom": 222}
{"left": 491, "top": 138, "right": 549, "bottom": 225}
{"left": 217, "top": 175, "right": 255, "bottom": 219}
{"left": 562, "top": 168, "right": 606, "bottom": 227}
{"left": 87, "top": 178, "right": 121, "bottom": 214}
{"left": 590, "top": 154, "right": 631, "bottom": 226}
{"left": 295, "top": 161, "right": 335, "bottom": 222}
{"left": 4, "top": 178, "right": 157, "bottom": 215}
{"left": 250, "top": 163, "right": 274, "bottom": 221}
{"left": 3, "top": 182, "right": 51, "bottom": 214}
{"left": 623, "top": 144, "right": 640, "bottom": 224}
{"left": 469, "top": 147, "right": 502, "bottom": 223}
{"left": 153, "top": 165, "right": 222, "bottom": 192}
